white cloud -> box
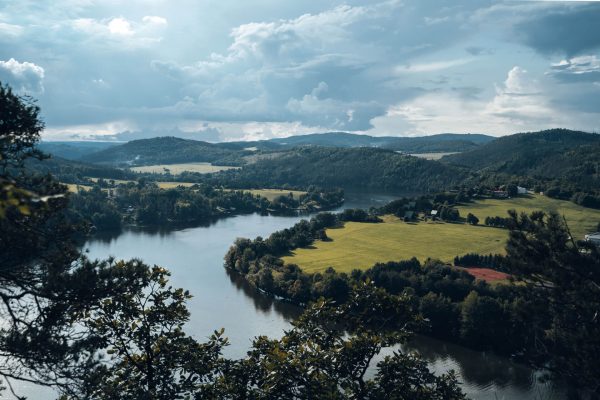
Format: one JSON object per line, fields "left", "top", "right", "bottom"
{"left": 71, "top": 15, "right": 168, "bottom": 47}
{"left": 395, "top": 58, "right": 473, "bottom": 73}
{"left": 108, "top": 17, "right": 133, "bottom": 36}
{"left": 0, "top": 58, "right": 45, "bottom": 93}
{"left": 0, "top": 22, "right": 23, "bottom": 37}
{"left": 371, "top": 65, "right": 599, "bottom": 136}
{"left": 548, "top": 55, "right": 600, "bottom": 82}
{"left": 142, "top": 16, "right": 167, "bottom": 26}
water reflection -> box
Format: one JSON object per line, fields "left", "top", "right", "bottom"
{"left": 225, "top": 268, "right": 302, "bottom": 320}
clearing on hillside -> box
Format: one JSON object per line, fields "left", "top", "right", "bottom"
{"left": 131, "top": 162, "right": 239, "bottom": 175}
{"left": 283, "top": 195, "right": 600, "bottom": 273}
{"left": 283, "top": 215, "right": 507, "bottom": 273}
{"left": 456, "top": 194, "right": 600, "bottom": 240}
{"left": 244, "top": 189, "right": 306, "bottom": 201}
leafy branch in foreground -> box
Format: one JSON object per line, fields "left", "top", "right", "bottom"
{"left": 504, "top": 210, "right": 600, "bottom": 395}
{"left": 71, "top": 269, "right": 464, "bottom": 400}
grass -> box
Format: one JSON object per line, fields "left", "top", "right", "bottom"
{"left": 283, "top": 194, "right": 600, "bottom": 273}
{"left": 65, "top": 184, "right": 92, "bottom": 192}
{"left": 456, "top": 194, "right": 600, "bottom": 240}
{"left": 409, "top": 152, "right": 459, "bottom": 160}
{"left": 283, "top": 215, "right": 507, "bottom": 273}
{"left": 244, "top": 189, "right": 306, "bottom": 201}
{"left": 130, "top": 162, "right": 239, "bottom": 175}
{"left": 88, "top": 177, "right": 196, "bottom": 189}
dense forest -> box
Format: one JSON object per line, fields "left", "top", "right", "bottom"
{"left": 201, "top": 147, "right": 470, "bottom": 193}
{"left": 85, "top": 136, "right": 249, "bottom": 166}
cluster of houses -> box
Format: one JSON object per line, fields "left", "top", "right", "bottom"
{"left": 490, "top": 186, "right": 528, "bottom": 199}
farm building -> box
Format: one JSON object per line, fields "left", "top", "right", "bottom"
{"left": 585, "top": 232, "right": 600, "bottom": 246}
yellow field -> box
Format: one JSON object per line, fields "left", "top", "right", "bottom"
{"left": 283, "top": 216, "right": 506, "bottom": 273}
{"left": 88, "top": 177, "right": 198, "bottom": 189}
{"left": 283, "top": 195, "right": 600, "bottom": 273}
{"left": 131, "top": 163, "right": 239, "bottom": 175}
{"left": 65, "top": 184, "right": 92, "bottom": 192}
{"left": 456, "top": 194, "right": 600, "bottom": 240}
{"left": 245, "top": 189, "right": 306, "bottom": 201}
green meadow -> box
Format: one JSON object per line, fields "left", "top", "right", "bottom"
{"left": 131, "top": 162, "right": 239, "bottom": 175}
{"left": 283, "top": 195, "right": 600, "bottom": 273}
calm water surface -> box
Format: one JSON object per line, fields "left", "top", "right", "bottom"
{"left": 15, "top": 193, "right": 567, "bottom": 399}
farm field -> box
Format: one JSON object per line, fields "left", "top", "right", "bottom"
{"left": 283, "top": 215, "right": 507, "bottom": 273}
{"left": 244, "top": 189, "right": 306, "bottom": 201}
{"left": 130, "top": 162, "right": 239, "bottom": 175}
{"left": 409, "top": 152, "right": 459, "bottom": 160}
{"left": 283, "top": 195, "right": 600, "bottom": 273}
{"left": 456, "top": 194, "right": 600, "bottom": 240}
{"left": 88, "top": 177, "right": 197, "bottom": 189}
{"left": 65, "top": 183, "right": 92, "bottom": 192}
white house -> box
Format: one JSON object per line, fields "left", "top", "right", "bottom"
{"left": 584, "top": 232, "right": 600, "bottom": 246}
{"left": 517, "top": 186, "right": 527, "bottom": 194}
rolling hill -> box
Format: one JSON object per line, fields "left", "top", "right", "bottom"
{"left": 230, "top": 132, "right": 495, "bottom": 152}
{"left": 84, "top": 137, "right": 248, "bottom": 166}
{"left": 37, "top": 141, "right": 120, "bottom": 161}
{"left": 210, "top": 146, "right": 469, "bottom": 193}
{"left": 442, "top": 129, "right": 600, "bottom": 184}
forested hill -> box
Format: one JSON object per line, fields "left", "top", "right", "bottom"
{"left": 37, "top": 141, "right": 119, "bottom": 161}
{"left": 234, "top": 132, "right": 495, "bottom": 152}
{"left": 442, "top": 129, "right": 600, "bottom": 183}
{"left": 84, "top": 137, "right": 247, "bottom": 166}
{"left": 25, "top": 156, "right": 137, "bottom": 181}
{"left": 211, "top": 147, "right": 469, "bottom": 193}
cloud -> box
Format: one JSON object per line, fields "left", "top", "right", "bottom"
{"left": 395, "top": 58, "right": 473, "bottom": 73}
{"left": 548, "top": 55, "right": 600, "bottom": 83}
{"left": 0, "top": 22, "right": 23, "bottom": 37}
{"left": 513, "top": 3, "right": 600, "bottom": 56}
{"left": 71, "top": 15, "right": 168, "bottom": 48}
{"left": 371, "top": 65, "right": 600, "bottom": 136}
{"left": 0, "top": 58, "right": 45, "bottom": 93}
{"left": 3, "top": 0, "right": 600, "bottom": 140}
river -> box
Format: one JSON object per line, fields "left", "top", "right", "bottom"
{"left": 14, "top": 193, "right": 567, "bottom": 399}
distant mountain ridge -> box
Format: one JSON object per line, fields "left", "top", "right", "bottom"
{"left": 37, "top": 141, "right": 120, "bottom": 161}
{"left": 82, "top": 137, "right": 248, "bottom": 166}
{"left": 231, "top": 132, "right": 495, "bottom": 152}
{"left": 442, "top": 129, "right": 600, "bottom": 188}
{"left": 50, "top": 132, "right": 495, "bottom": 166}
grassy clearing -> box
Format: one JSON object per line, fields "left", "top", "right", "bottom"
{"left": 456, "top": 194, "right": 600, "bottom": 240}
{"left": 88, "top": 177, "right": 196, "bottom": 189}
{"left": 409, "top": 152, "right": 459, "bottom": 160}
{"left": 65, "top": 184, "right": 92, "bottom": 192}
{"left": 244, "top": 189, "right": 306, "bottom": 201}
{"left": 131, "top": 162, "right": 239, "bottom": 175}
{"left": 283, "top": 195, "right": 600, "bottom": 273}
{"left": 283, "top": 215, "right": 507, "bottom": 273}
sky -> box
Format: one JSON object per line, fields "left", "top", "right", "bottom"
{"left": 1, "top": 0, "right": 599, "bottom": 142}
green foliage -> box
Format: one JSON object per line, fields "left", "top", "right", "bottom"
{"left": 217, "top": 282, "right": 464, "bottom": 400}
{"left": 69, "top": 183, "right": 343, "bottom": 230}
{"left": 504, "top": 211, "right": 600, "bottom": 393}
{"left": 79, "top": 266, "right": 228, "bottom": 399}
{"left": 466, "top": 212, "right": 479, "bottom": 225}
{"left": 209, "top": 147, "right": 469, "bottom": 192}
